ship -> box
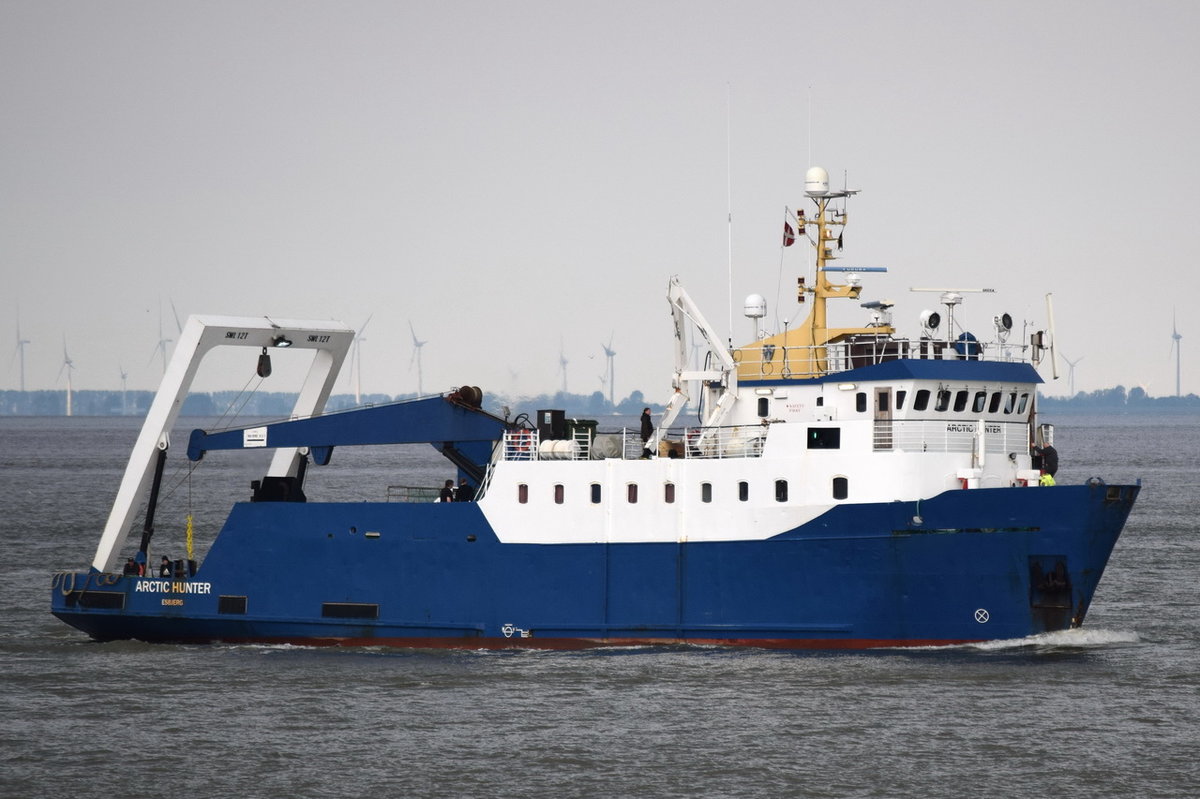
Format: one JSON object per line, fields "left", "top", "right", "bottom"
{"left": 51, "top": 166, "right": 1139, "bottom": 649}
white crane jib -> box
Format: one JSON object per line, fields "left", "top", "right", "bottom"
{"left": 658, "top": 277, "right": 739, "bottom": 436}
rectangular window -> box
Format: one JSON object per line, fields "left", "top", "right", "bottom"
{"left": 757, "top": 397, "right": 769, "bottom": 417}
{"left": 66, "top": 591, "right": 125, "bottom": 610}
{"left": 554, "top": 484, "right": 564, "bottom": 504}
{"left": 518, "top": 483, "right": 528, "bottom": 504}
{"left": 856, "top": 392, "right": 867, "bottom": 412}
{"left": 664, "top": 483, "right": 675, "bottom": 503}
{"left": 322, "top": 603, "right": 379, "bottom": 620}
{"left": 807, "top": 428, "right": 841, "bottom": 449}
{"left": 701, "top": 482, "right": 712, "bottom": 503}
{"left": 738, "top": 481, "right": 749, "bottom": 501}
{"left": 775, "top": 479, "right": 788, "bottom": 502}
{"left": 627, "top": 483, "right": 638, "bottom": 503}
{"left": 590, "top": 483, "right": 601, "bottom": 504}
{"left": 877, "top": 392, "right": 890, "bottom": 413}
{"left": 895, "top": 390, "right": 907, "bottom": 410}
{"left": 914, "top": 389, "right": 930, "bottom": 411}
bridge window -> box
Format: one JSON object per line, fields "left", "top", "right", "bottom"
{"left": 895, "top": 390, "right": 907, "bottom": 410}
{"left": 1004, "top": 392, "right": 1017, "bottom": 414}
{"left": 664, "top": 482, "right": 675, "bottom": 503}
{"left": 554, "top": 484, "right": 564, "bottom": 504}
{"left": 953, "top": 390, "right": 969, "bottom": 412}
{"left": 935, "top": 390, "right": 951, "bottom": 412}
{"left": 701, "top": 482, "right": 713, "bottom": 503}
{"left": 973, "top": 391, "right": 987, "bottom": 413}
{"left": 914, "top": 389, "right": 930, "bottom": 411}
{"left": 738, "top": 481, "right": 749, "bottom": 501}
{"left": 775, "top": 479, "right": 788, "bottom": 502}
{"left": 988, "top": 391, "right": 1002, "bottom": 413}
{"left": 832, "top": 476, "right": 849, "bottom": 500}
{"left": 1017, "top": 393, "right": 1030, "bottom": 413}
{"left": 518, "top": 483, "right": 528, "bottom": 504}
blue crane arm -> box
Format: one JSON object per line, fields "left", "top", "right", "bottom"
{"left": 186, "top": 395, "right": 509, "bottom": 463}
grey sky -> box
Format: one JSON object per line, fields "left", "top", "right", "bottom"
{"left": 3, "top": 1, "right": 1198, "bottom": 399}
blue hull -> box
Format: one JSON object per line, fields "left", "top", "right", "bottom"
{"left": 51, "top": 482, "right": 1138, "bottom": 649}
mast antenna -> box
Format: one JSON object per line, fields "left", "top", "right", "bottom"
{"left": 726, "top": 83, "right": 734, "bottom": 347}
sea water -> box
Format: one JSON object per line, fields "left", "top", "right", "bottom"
{"left": 1, "top": 413, "right": 1198, "bottom": 798}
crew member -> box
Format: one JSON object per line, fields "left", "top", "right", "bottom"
{"left": 640, "top": 408, "right": 653, "bottom": 459}
{"left": 456, "top": 478, "right": 475, "bottom": 502}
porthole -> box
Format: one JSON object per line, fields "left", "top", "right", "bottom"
{"left": 832, "top": 476, "right": 849, "bottom": 500}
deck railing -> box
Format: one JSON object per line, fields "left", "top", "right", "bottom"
{"left": 500, "top": 424, "right": 766, "bottom": 462}
{"left": 733, "top": 335, "right": 1033, "bottom": 380}
{"left": 873, "top": 419, "right": 1028, "bottom": 454}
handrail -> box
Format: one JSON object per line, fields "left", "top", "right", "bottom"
{"left": 733, "top": 335, "right": 1033, "bottom": 381}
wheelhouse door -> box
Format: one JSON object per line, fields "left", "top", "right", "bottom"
{"left": 873, "top": 387, "right": 893, "bottom": 450}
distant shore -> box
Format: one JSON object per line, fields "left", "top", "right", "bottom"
{"left": 3, "top": 386, "right": 1195, "bottom": 418}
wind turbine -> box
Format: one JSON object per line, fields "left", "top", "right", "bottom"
{"left": 12, "top": 310, "right": 30, "bottom": 392}
{"left": 558, "top": 340, "right": 569, "bottom": 395}
{"left": 351, "top": 314, "right": 372, "bottom": 403}
{"left": 58, "top": 337, "right": 75, "bottom": 417}
{"left": 118, "top": 363, "right": 128, "bottom": 415}
{"left": 1060, "top": 352, "right": 1083, "bottom": 398}
{"left": 1170, "top": 310, "right": 1183, "bottom": 397}
{"left": 601, "top": 333, "right": 616, "bottom": 407}
{"left": 409, "top": 321, "right": 426, "bottom": 396}
{"left": 150, "top": 302, "right": 173, "bottom": 375}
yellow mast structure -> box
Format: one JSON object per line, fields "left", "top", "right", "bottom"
{"left": 737, "top": 166, "right": 893, "bottom": 380}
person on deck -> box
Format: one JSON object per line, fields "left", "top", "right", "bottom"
{"left": 456, "top": 478, "right": 475, "bottom": 502}
{"left": 438, "top": 479, "right": 455, "bottom": 503}
{"left": 159, "top": 555, "right": 172, "bottom": 578}
{"left": 640, "top": 408, "right": 653, "bottom": 459}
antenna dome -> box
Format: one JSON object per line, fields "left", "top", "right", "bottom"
{"left": 805, "top": 166, "right": 830, "bottom": 197}
{"left": 744, "top": 294, "right": 767, "bottom": 319}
